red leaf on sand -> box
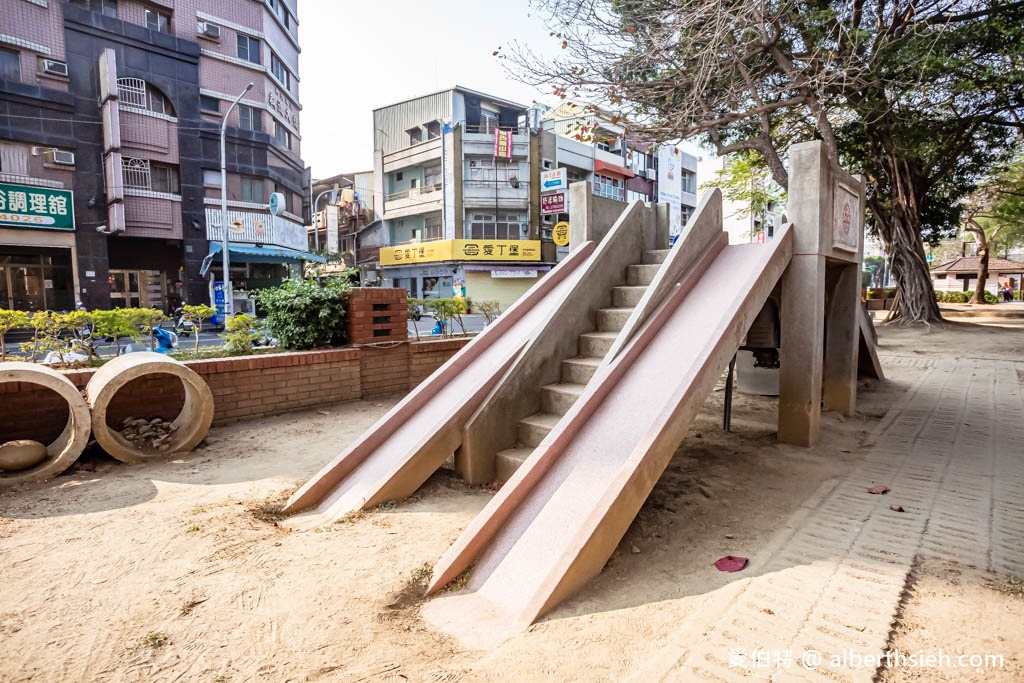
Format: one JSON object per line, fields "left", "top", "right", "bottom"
{"left": 714, "top": 556, "right": 748, "bottom": 572}
{"left": 868, "top": 485, "right": 890, "bottom": 495}
{"left": 890, "top": 505, "right": 906, "bottom": 512}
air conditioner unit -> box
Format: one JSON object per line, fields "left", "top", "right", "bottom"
{"left": 42, "top": 60, "right": 69, "bottom": 77}
{"left": 636, "top": 169, "right": 648, "bottom": 179}
{"left": 46, "top": 150, "right": 76, "bottom": 166}
{"left": 198, "top": 22, "right": 221, "bottom": 38}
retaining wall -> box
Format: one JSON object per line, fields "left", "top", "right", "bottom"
{"left": 0, "top": 338, "right": 470, "bottom": 443}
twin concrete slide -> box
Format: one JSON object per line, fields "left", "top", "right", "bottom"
{"left": 282, "top": 184, "right": 866, "bottom": 647}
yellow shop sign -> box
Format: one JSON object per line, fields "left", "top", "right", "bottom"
{"left": 381, "top": 239, "right": 541, "bottom": 265}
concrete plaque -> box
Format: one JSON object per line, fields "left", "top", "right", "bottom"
{"left": 833, "top": 182, "right": 860, "bottom": 252}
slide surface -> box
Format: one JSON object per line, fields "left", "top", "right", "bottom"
{"left": 281, "top": 243, "right": 596, "bottom": 530}
{"left": 423, "top": 228, "right": 793, "bottom": 648}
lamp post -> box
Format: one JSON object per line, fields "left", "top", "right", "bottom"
{"left": 220, "top": 81, "right": 255, "bottom": 318}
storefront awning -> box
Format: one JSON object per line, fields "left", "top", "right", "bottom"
{"left": 200, "top": 242, "right": 327, "bottom": 276}
{"left": 594, "top": 159, "right": 636, "bottom": 179}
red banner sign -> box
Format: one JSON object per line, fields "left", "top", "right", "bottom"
{"left": 540, "top": 192, "right": 565, "bottom": 215}
{"left": 494, "top": 128, "right": 513, "bottom": 158}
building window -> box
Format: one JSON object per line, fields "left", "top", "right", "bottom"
{"left": 0, "top": 49, "right": 19, "bottom": 82}
{"left": 270, "top": 52, "right": 289, "bottom": 88}
{"left": 407, "top": 127, "right": 422, "bottom": 146}
{"left": 425, "top": 121, "right": 441, "bottom": 140}
{"left": 200, "top": 95, "right": 220, "bottom": 112}
{"left": 145, "top": 8, "right": 170, "bottom": 33}
{"left": 0, "top": 142, "right": 29, "bottom": 175}
{"left": 467, "top": 212, "right": 526, "bottom": 240}
{"left": 423, "top": 215, "right": 443, "bottom": 241}
{"left": 680, "top": 170, "right": 696, "bottom": 194}
{"left": 423, "top": 164, "right": 442, "bottom": 189}
{"left": 145, "top": 83, "right": 174, "bottom": 115}
{"left": 395, "top": 172, "right": 404, "bottom": 182}
{"left": 121, "top": 157, "right": 179, "bottom": 193}
{"left": 241, "top": 176, "right": 265, "bottom": 203}
{"left": 594, "top": 174, "right": 625, "bottom": 201}
{"left": 236, "top": 34, "right": 260, "bottom": 64}
{"left": 273, "top": 119, "right": 290, "bottom": 149}
{"left": 273, "top": 184, "right": 291, "bottom": 213}
{"left": 70, "top": 0, "right": 117, "bottom": 17}
{"left": 467, "top": 158, "right": 519, "bottom": 185}
{"left": 238, "top": 105, "right": 261, "bottom": 132}
{"left": 203, "top": 169, "right": 221, "bottom": 186}
{"left": 151, "top": 163, "right": 179, "bottom": 193}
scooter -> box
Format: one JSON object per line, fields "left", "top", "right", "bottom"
{"left": 173, "top": 306, "right": 196, "bottom": 337}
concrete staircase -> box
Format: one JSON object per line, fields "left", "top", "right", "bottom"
{"left": 495, "top": 248, "right": 670, "bottom": 480}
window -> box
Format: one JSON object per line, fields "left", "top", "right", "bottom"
{"left": 236, "top": 34, "right": 260, "bottom": 64}
{"left": 145, "top": 82, "right": 174, "bottom": 115}
{"left": 200, "top": 95, "right": 220, "bottom": 112}
{"left": 467, "top": 212, "right": 526, "bottom": 240}
{"left": 151, "top": 163, "right": 179, "bottom": 193}
{"left": 238, "top": 105, "right": 261, "bottom": 132}
{"left": 270, "top": 52, "right": 289, "bottom": 87}
{"left": 423, "top": 164, "right": 442, "bottom": 188}
{"left": 273, "top": 119, "right": 290, "bottom": 149}
{"left": 680, "top": 170, "right": 696, "bottom": 194}
{"left": 467, "top": 158, "right": 519, "bottom": 185}
{"left": 425, "top": 121, "right": 441, "bottom": 140}
{"left": 145, "top": 8, "right": 170, "bottom": 33}
{"left": 479, "top": 109, "right": 498, "bottom": 133}
{"left": 121, "top": 157, "right": 179, "bottom": 193}
{"left": 423, "top": 215, "right": 443, "bottom": 241}
{"left": 0, "top": 142, "right": 29, "bottom": 176}
{"left": 407, "top": 127, "right": 422, "bottom": 146}
{"left": 273, "top": 184, "right": 291, "bottom": 213}
{"left": 70, "top": 0, "right": 117, "bottom": 17}
{"left": 241, "top": 176, "right": 264, "bottom": 203}
{"left": 0, "top": 49, "right": 19, "bottom": 82}
{"left": 395, "top": 172, "right": 404, "bottom": 182}
{"left": 203, "top": 169, "right": 221, "bottom": 187}
{"left": 593, "top": 174, "right": 625, "bottom": 201}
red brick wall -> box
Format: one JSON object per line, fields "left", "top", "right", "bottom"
{"left": 345, "top": 288, "right": 408, "bottom": 344}
{"left": 0, "top": 339, "right": 470, "bottom": 445}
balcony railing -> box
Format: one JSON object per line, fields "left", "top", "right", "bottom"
{"left": 464, "top": 125, "right": 521, "bottom": 135}
{"left": 385, "top": 183, "right": 443, "bottom": 202}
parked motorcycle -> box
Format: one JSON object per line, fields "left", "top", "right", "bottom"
{"left": 173, "top": 306, "right": 196, "bottom": 337}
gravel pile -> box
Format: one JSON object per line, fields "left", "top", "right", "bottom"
{"left": 119, "top": 417, "right": 178, "bottom": 452}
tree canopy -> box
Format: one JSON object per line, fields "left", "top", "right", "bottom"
{"left": 506, "top": 0, "right": 1024, "bottom": 322}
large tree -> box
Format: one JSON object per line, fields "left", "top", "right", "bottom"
{"left": 962, "top": 149, "right": 1024, "bottom": 303}
{"left": 505, "top": 0, "right": 1024, "bottom": 322}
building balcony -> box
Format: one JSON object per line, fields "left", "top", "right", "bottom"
{"left": 462, "top": 128, "right": 530, "bottom": 158}
{"left": 383, "top": 183, "right": 444, "bottom": 219}
{"left": 123, "top": 191, "right": 182, "bottom": 239}
{"left": 205, "top": 207, "right": 307, "bottom": 251}
{"left": 382, "top": 138, "right": 443, "bottom": 173}
{"left": 462, "top": 180, "right": 530, "bottom": 207}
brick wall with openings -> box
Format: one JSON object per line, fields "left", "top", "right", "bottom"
{"left": 0, "top": 338, "right": 469, "bottom": 448}
{"left": 345, "top": 288, "right": 409, "bottom": 345}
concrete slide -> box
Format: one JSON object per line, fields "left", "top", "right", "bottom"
{"left": 423, "top": 225, "right": 794, "bottom": 648}
{"left": 281, "top": 242, "right": 596, "bottom": 530}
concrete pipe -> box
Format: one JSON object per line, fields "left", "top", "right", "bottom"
{"left": 0, "top": 362, "right": 92, "bottom": 484}
{"left": 86, "top": 354, "right": 214, "bottom": 464}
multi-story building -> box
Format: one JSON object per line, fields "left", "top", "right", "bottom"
{"left": 0, "top": 0, "right": 312, "bottom": 314}
{"left": 372, "top": 86, "right": 545, "bottom": 309}
{"left": 309, "top": 170, "right": 375, "bottom": 266}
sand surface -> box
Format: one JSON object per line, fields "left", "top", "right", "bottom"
{"left": 1, "top": 319, "right": 1021, "bottom": 681}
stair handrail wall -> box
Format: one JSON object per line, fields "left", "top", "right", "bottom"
{"left": 456, "top": 200, "right": 651, "bottom": 485}
{"left": 605, "top": 188, "right": 727, "bottom": 362}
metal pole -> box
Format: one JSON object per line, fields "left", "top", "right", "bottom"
{"left": 220, "top": 81, "right": 255, "bottom": 318}
{"left": 723, "top": 354, "right": 736, "bottom": 431}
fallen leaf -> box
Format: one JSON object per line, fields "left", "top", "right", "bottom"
{"left": 317, "top": 410, "right": 330, "bottom": 416}
{"left": 724, "top": 534, "right": 736, "bottom": 539}
{"left": 868, "top": 485, "right": 890, "bottom": 495}
{"left": 631, "top": 545, "right": 641, "bottom": 554}
{"left": 890, "top": 505, "right": 906, "bottom": 512}
{"left": 714, "top": 556, "right": 748, "bottom": 572}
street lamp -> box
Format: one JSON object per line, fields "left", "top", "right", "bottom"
{"left": 220, "top": 81, "right": 255, "bottom": 317}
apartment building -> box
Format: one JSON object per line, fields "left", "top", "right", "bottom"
{"left": 372, "top": 86, "right": 544, "bottom": 309}
{"left": 0, "top": 0, "right": 312, "bottom": 314}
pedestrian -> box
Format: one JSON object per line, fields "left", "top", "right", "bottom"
{"left": 1005, "top": 286, "right": 1014, "bottom": 303}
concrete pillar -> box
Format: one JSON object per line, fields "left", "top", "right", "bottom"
{"left": 779, "top": 254, "right": 825, "bottom": 446}
{"left": 823, "top": 263, "right": 860, "bottom": 415}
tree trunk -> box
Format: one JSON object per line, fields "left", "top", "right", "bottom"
{"left": 970, "top": 244, "right": 991, "bottom": 305}
{"left": 871, "top": 200, "right": 943, "bottom": 323}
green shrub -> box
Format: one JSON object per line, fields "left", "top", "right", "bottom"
{"left": 255, "top": 274, "right": 353, "bottom": 350}
{"left": 126, "top": 308, "right": 167, "bottom": 351}
{"left": 181, "top": 303, "right": 216, "bottom": 356}
{"left": 984, "top": 290, "right": 998, "bottom": 304}
{"left": 222, "top": 313, "right": 259, "bottom": 356}
{"left": 0, "top": 309, "right": 30, "bottom": 361}
{"left": 426, "top": 298, "right": 468, "bottom": 337}
{"left": 477, "top": 300, "right": 502, "bottom": 324}
{"left": 94, "top": 308, "right": 136, "bottom": 357}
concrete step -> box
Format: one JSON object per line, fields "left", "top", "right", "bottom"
{"left": 578, "top": 331, "right": 618, "bottom": 358}
{"left": 561, "top": 356, "right": 602, "bottom": 384}
{"left": 597, "top": 307, "right": 634, "bottom": 333}
{"left": 612, "top": 285, "right": 648, "bottom": 308}
{"left": 541, "top": 382, "right": 586, "bottom": 416}
{"left": 496, "top": 446, "right": 534, "bottom": 482}
{"left": 626, "top": 263, "right": 661, "bottom": 286}
{"left": 643, "top": 249, "right": 671, "bottom": 265}
{"left": 518, "top": 412, "right": 561, "bottom": 448}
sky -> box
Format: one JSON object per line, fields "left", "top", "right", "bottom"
{"left": 297, "top": 0, "right": 560, "bottom": 178}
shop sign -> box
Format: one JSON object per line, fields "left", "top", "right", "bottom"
{"left": 491, "top": 270, "right": 538, "bottom": 279}
{"left": 755, "top": 230, "right": 765, "bottom": 244}
{"left": 541, "top": 192, "right": 565, "bottom": 215}
{"left": 540, "top": 168, "right": 567, "bottom": 192}
{"left": 380, "top": 239, "right": 541, "bottom": 266}
{"left": 0, "top": 183, "right": 75, "bottom": 230}
{"left": 552, "top": 221, "right": 570, "bottom": 247}
{"left": 494, "top": 128, "right": 513, "bottom": 158}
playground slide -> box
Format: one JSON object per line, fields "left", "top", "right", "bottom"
{"left": 281, "top": 242, "right": 597, "bottom": 530}
{"left": 423, "top": 226, "right": 794, "bottom": 649}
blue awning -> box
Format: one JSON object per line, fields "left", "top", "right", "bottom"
{"left": 200, "top": 242, "right": 326, "bottom": 275}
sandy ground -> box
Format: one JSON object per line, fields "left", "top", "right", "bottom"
{"left": 0, "top": 319, "right": 1022, "bottom": 681}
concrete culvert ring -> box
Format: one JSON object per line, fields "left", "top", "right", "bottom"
{"left": 86, "top": 354, "right": 214, "bottom": 464}
{"left": 0, "top": 362, "right": 92, "bottom": 484}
